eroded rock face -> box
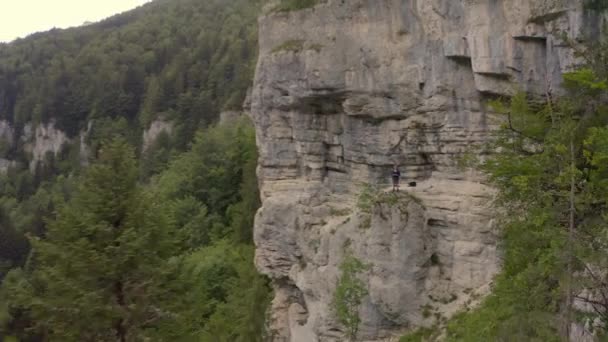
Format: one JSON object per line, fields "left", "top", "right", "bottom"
{"left": 250, "top": 0, "right": 591, "bottom": 340}
{"left": 142, "top": 119, "right": 173, "bottom": 152}
{"left": 23, "top": 122, "right": 69, "bottom": 172}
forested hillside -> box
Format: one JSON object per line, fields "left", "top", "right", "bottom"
{"left": 0, "top": 0, "right": 270, "bottom": 340}
{"left": 0, "top": 0, "right": 258, "bottom": 137}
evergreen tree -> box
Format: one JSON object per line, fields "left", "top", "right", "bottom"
{"left": 333, "top": 252, "right": 368, "bottom": 341}
{"left": 2, "top": 140, "right": 196, "bottom": 341}
{"left": 446, "top": 43, "right": 608, "bottom": 341}
{"left": 0, "top": 0, "right": 271, "bottom": 339}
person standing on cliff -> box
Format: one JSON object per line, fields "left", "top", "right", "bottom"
{"left": 392, "top": 165, "right": 401, "bottom": 192}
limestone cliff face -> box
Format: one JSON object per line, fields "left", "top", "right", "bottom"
{"left": 23, "top": 122, "right": 70, "bottom": 172}
{"left": 0, "top": 120, "right": 72, "bottom": 172}
{"left": 142, "top": 120, "right": 173, "bottom": 152}
{"left": 0, "top": 118, "right": 174, "bottom": 173}
{"left": 250, "top": 0, "right": 590, "bottom": 340}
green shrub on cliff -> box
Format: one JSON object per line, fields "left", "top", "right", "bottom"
{"left": 399, "top": 326, "right": 439, "bottom": 342}
{"left": 271, "top": 39, "right": 305, "bottom": 53}
{"left": 333, "top": 251, "right": 368, "bottom": 341}
{"left": 273, "top": 0, "right": 319, "bottom": 12}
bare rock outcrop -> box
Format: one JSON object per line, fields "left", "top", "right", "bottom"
{"left": 250, "top": 0, "right": 593, "bottom": 340}
{"left": 142, "top": 119, "right": 173, "bottom": 152}
{"left": 23, "top": 122, "right": 69, "bottom": 172}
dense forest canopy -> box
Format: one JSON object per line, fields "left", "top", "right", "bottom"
{"left": 0, "top": 0, "right": 259, "bottom": 138}
{"left": 0, "top": 0, "right": 270, "bottom": 340}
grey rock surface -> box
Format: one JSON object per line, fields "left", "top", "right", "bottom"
{"left": 250, "top": 0, "right": 593, "bottom": 340}
{"left": 142, "top": 119, "right": 173, "bottom": 152}
{"left": 23, "top": 122, "right": 69, "bottom": 172}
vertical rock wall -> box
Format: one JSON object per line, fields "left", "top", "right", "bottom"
{"left": 250, "top": 0, "right": 591, "bottom": 340}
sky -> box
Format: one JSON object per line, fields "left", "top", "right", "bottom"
{"left": 0, "top": 0, "right": 151, "bottom": 43}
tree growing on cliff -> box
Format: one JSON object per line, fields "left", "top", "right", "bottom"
{"left": 333, "top": 251, "right": 368, "bottom": 341}
{"left": 446, "top": 57, "right": 608, "bottom": 341}
{"left": 1, "top": 139, "right": 201, "bottom": 341}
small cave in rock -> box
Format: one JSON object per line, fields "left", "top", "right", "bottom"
{"left": 407, "top": 152, "right": 435, "bottom": 182}
{"left": 418, "top": 80, "right": 425, "bottom": 91}
{"left": 427, "top": 218, "right": 448, "bottom": 228}
{"left": 420, "top": 152, "right": 433, "bottom": 166}
{"left": 447, "top": 55, "right": 473, "bottom": 67}
{"left": 476, "top": 71, "right": 511, "bottom": 81}
{"left": 324, "top": 165, "right": 347, "bottom": 174}
{"left": 430, "top": 253, "right": 440, "bottom": 266}
{"left": 513, "top": 35, "right": 547, "bottom": 42}
{"left": 300, "top": 94, "right": 345, "bottom": 115}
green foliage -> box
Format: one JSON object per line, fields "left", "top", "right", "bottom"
{"left": 1, "top": 140, "right": 194, "bottom": 340}
{"left": 153, "top": 117, "right": 258, "bottom": 230}
{"left": 0, "top": 0, "right": 261, "bottom": 140}
{"left": 333, "top": 252, "right": 368, "bottom": 341}
{"left": 140, "top": 129, "right": 174, "bottom": 179}
{"left": 271, "top": 39, "right": 305, "bottom": 53}
{"left": 443, "top": 91, "right": 575, "bottom": 339}
{"left": 563, "top": 68, "right": 608, "bottom": 94}
{"left": 400, "top": 326, "right": 439, "bottom": 342}
{"left": 356, "top": 183, "right": 376, "bottom": 214}
{"left": 455, "top": 149, "right": 480, "bottom": 170}
{"left": 355, "top": 184, "right": 420, "bottom": 229}
{"left": 86, "top": 117, "right": 141, "bottom": 157}
{"left": 273, "top": 0, "right": 319, "bottom": 12}
{"left": 0, "top": 172, "right": 74, "bottom": 288}
{"left": 445, "top": 216, "right": 564, "bottom": 340}
{"left": 0, "top": 0, "right": 264, "bottom": 294}
{"left": 188, "top": 242, "right": 270, "bottom": 341}
{"left": 421, "top": 304, "right": 433, "bottom": 319}
{"left": 376, "top": 191, "right": 401, "bottom": 206}
{"left": 150, "top": 118, "right": 270, "bottom": 339}
{"left": 585, "top": 0, "right": 608, "bottom": 11}
{"left": 446, "top": 44, "right": 608, "bottom": 339}
{"left": 1, "top": 119, "right": 270, "bottom": 339}
{"left": 356, "top": 185, "right": 375, "bottom": 229}
{"left": 329, "top": 206, "right": 351, "bottom": 217}
{"left": 229, "top": 149, "right": 262, "bottom": 244}
{"left": 0, "top": 0, "right": 270, "bottom": 340}
{"left": 357, "top": 184, "right": 420, "bottom": 212}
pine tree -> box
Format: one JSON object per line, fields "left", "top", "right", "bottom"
{"left": 2, "top": 139, "right": 196, "bottom": 341}
{"left": 446, "top": 52, "right": 608, "bottom": 341}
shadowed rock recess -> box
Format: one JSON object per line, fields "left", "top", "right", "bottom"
{"left": 250, "top": 0, "right": 591, "bottom": 340}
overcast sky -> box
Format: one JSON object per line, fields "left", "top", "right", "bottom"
{"left": 0, "top": 0, "right": 151, "bottom": 43}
